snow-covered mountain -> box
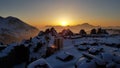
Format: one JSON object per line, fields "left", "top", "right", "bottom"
{"left": 0, "top": 16, "right": 39, "bottom": 44}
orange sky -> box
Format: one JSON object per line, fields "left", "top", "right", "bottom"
{"left": 0, "top": 0, "right": 120, "bottom": 27}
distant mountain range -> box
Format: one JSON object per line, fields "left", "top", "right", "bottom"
{"left": 46, "top": 23, "right": 120, "bottom": 29}
{"left": 0, "top": 16, "right": 119, "bottom": 44}
{"left": 0, "top": 16, "right": 39, "bottom": 44}
{"left": 46, "top": 23, "right": 120, "bottom": 34}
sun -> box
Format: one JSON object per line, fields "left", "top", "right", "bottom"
{"left": 61, "top": 21, "right": 68, "bottom": 26}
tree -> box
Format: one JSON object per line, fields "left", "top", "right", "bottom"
{"left": 45, "top": 35, "right": 50, "bottom": 47}
{"left": 0, "top": 42, "right": 3, "bottom": 45}
{"left": 67, "top": 29, "right": 73, "bottom": 36}
{"left": 90, "top": 29, "right": 97, "bottom": 34}
{"left": 13, "top": 45, "right": 29, "bottom": 64}
{"left": 61, "top": 29, "right": 73, "bottom": 36}
{"left": 34, "top": 42, "right": 43, "bottom": 52}
{"left": 79, "top": 29, "right": 87, "bottom": 36}
{"left": 102, "top": 29, "right": 108, "bottom": 34}
{"left": 38, "top": 31, "right": 45, "bottom": 36}
{"left": 97, "top": 28, "right": 108, "bottom": 34}
{"left": 97, "top": 28, "right": 102, "bottom": 34}
{"left": 45, "top": 29, "right": 50, "bottom": 34}
{"left": 50, "top": 27, "right": 57, "bottom": 36}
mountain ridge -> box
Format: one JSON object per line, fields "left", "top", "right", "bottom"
{"left": 45, "top": 23, "right": 120, "bottom": 34}
{"left": 45, "top": 23, "right": 120, "bottom": 28}
{"left": 0, "top": 16, "right": 39, "bottom": 44}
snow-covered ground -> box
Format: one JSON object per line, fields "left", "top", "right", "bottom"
{"left": 28, "top": 35, "right": 120, "bottom": 68}
{"left": 0, "top": 27, "right": 120, "bottom": 68}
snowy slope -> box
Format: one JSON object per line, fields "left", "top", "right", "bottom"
{"left": 0, "top": 28, "right": 57, "bottom": 68}
{"left": 26, "top": 28, "right": 120, "bottom": 68}
{"left": 0, "top": 16, "right": 39, "bottom": 44}
{"left": 0, "top": 27, "right": 120, "bottom": 68}
{"left": 45, "top": 35, "right": 120, "bottom": 68}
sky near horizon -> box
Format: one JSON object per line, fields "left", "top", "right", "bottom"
{"left": 0, "top": 0, "right": 120, "bottom": 27}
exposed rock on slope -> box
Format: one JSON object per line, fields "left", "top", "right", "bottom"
{"left": 0, "top": 16, "right": 39, "bottom": 44}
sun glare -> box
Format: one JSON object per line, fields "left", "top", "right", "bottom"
{"left": 61, "top": 21, "right": 68, "bottom": 26}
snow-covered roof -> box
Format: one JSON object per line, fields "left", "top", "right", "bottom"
{"left": 101, "top": 53, "right": 113, "bottom": 63}
{"left": 113, "top": 55, "right": 120, "bottom": 64}
{"left": 88, "top": 48, "right": 98, "bottom": 54}
{"left": 77, "top": 60, "right": 96, "bottom": 68}
{"left": 77, "top": 45, "right": 88, "bottom": 50}
{"left": 56, "top": 52, "right": 74, "bottom": 61}
{"left": 28, "top": 58, "right": 53, "bottom": 68}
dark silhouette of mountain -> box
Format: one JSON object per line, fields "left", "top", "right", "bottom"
{"left": 0, "top": 16, "right": 39, "bottom": 44}
{"left": 45, "top": 23, "right": 99, "bottom": 33}
{"left": 46, "top": 23, "right": 98, "bottom": 28}
{"left": 45, "top": 23, "right": 120, "bottom": 34}
{"left": 72, "top": 23, "right": 99, "bottom": 30}
{"left": 76, "top": 23, "right": 95, "bottom": 27}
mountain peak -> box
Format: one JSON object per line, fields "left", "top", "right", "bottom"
{"left": 0, "top": 16, "right": 39, "bottom": 44}
{"left": 6, "top": 16, "right": 19, "bottom": 20}
{"left": 81, "top": 23, "right": 92, "bottom": 26}
{"left": 0, "top": 16, "right": 21, "bottom": 23}
{"left": 76, "top": 23, "right": 94, "bottom": 27}
{"left": 81, "top": 23, "right": 89, "bottom": 25}
{"left": 0, "top": 16, "right": 17, "bottom": 20}
{"left": 0, "top": 16, "right": 4, "bottom": 20}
